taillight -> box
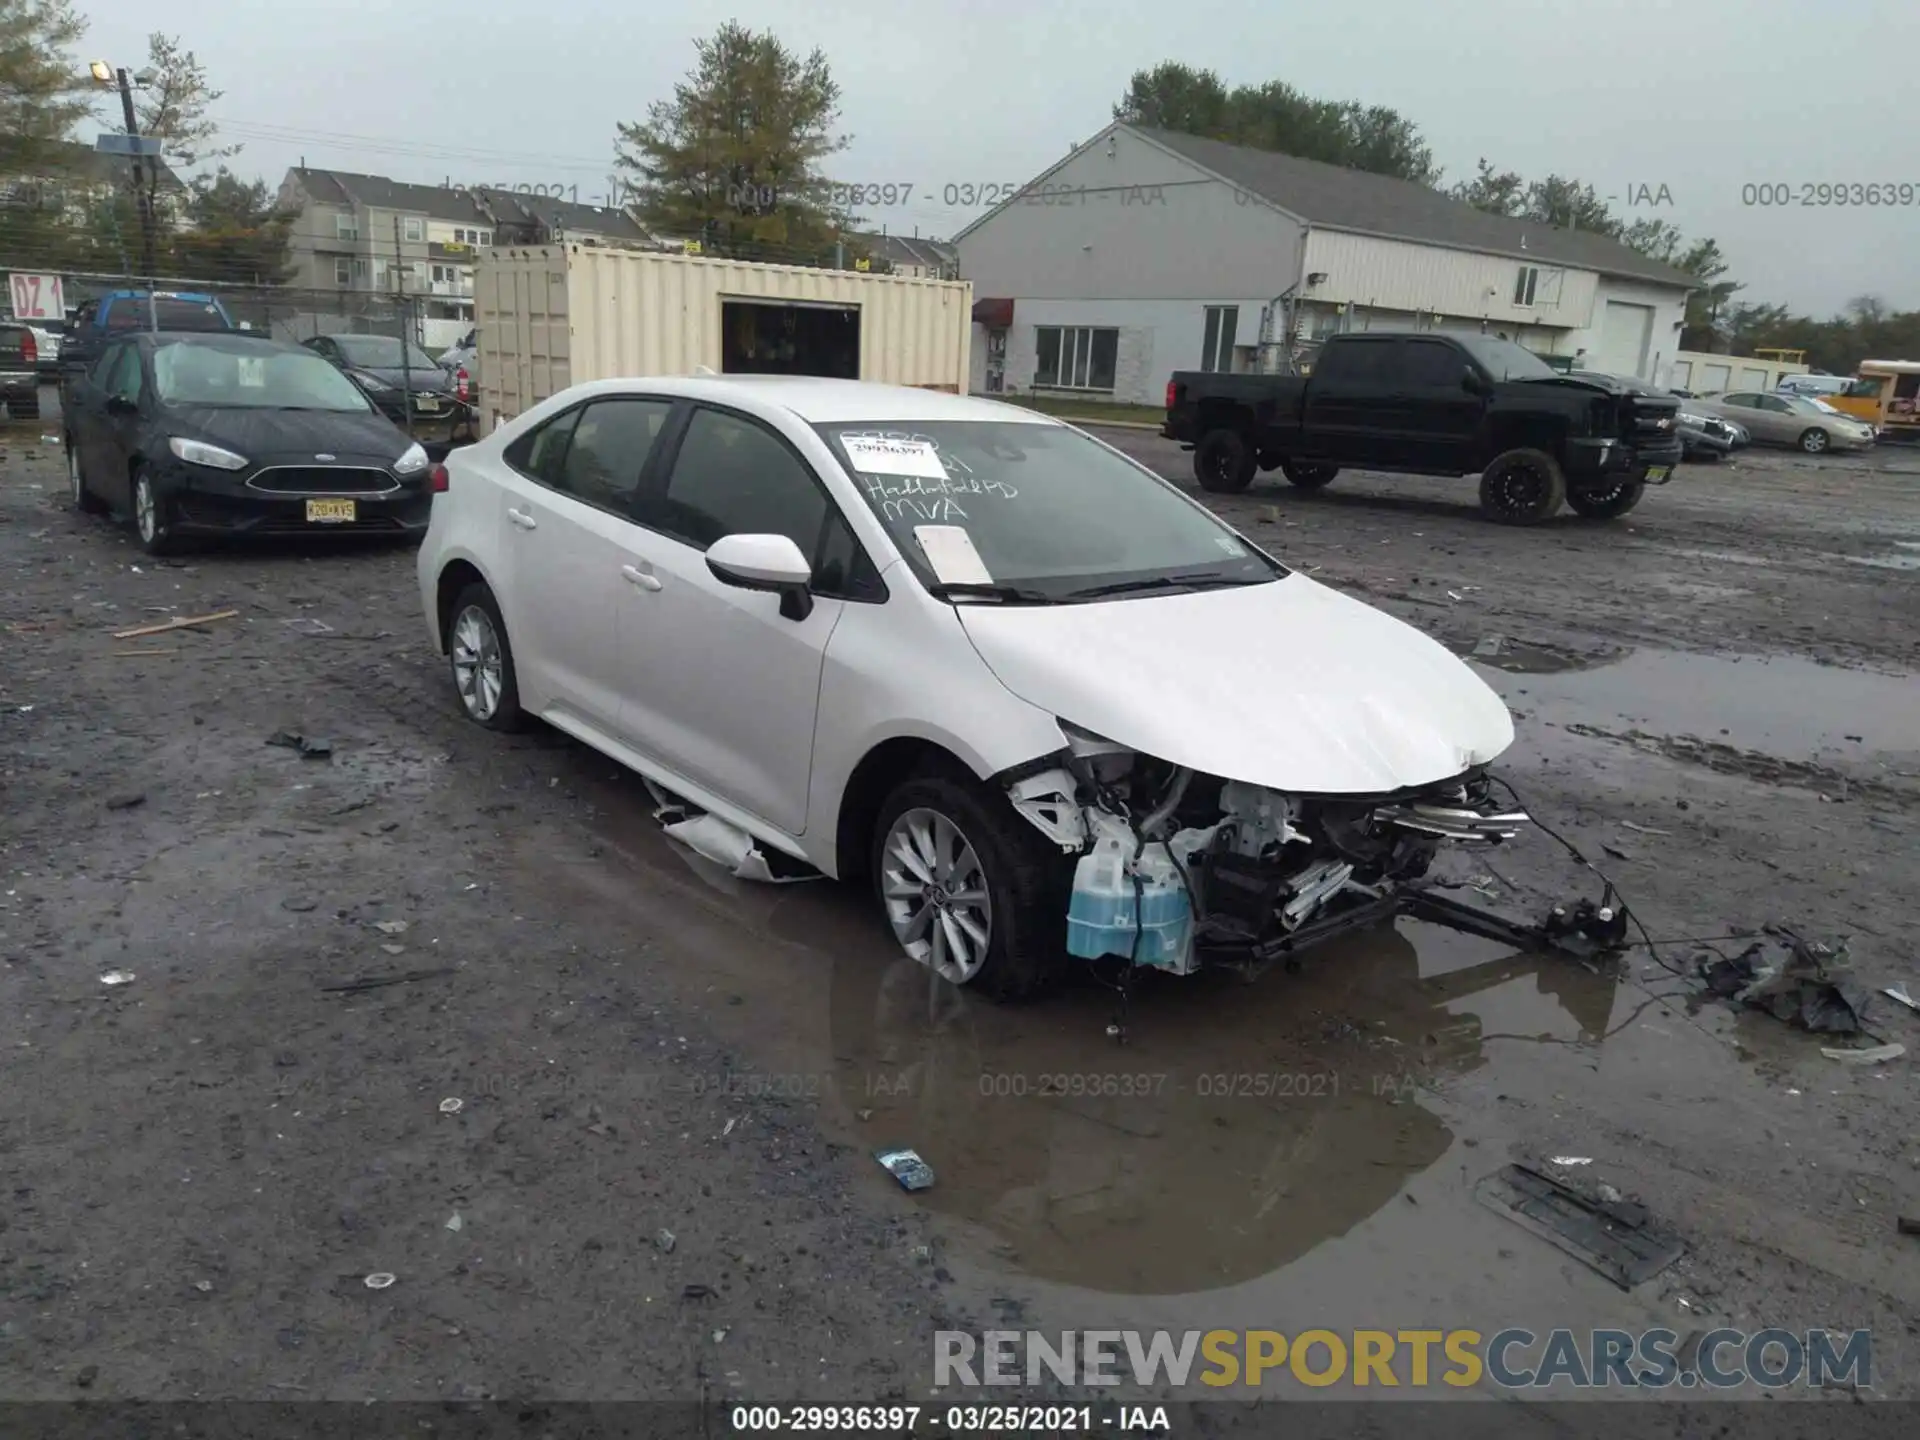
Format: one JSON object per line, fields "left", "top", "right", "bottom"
{"left": 1165, "top": 379, "right": 1176, "bottom": 410}
{"left": 20, "top": 332, "right": 35, "bottom": 366}
{"left": 455, "top": 367, "right": 470, "bottom": 403}
{"left": 429, "top": 464, "right": 449, "bottom": 493}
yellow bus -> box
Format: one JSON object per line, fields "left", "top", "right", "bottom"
{"left": 1823, "top": 361, "right": 1920, "bottom": 438}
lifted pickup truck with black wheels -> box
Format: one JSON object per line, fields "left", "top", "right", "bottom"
{"left": 1163, "top": 332, "right": 1684, "bottom": 524}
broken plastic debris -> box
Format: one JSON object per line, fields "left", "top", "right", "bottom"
{"left": 438, "top": 1097, "right": 464, "bottom": 1114}
{"left": 445, "top": 1213, "right": 464, "bottom": 1232}
{"left": 363, "top": 1272, "right": 396, "bottom": 1290}
{"left": 266, "top": 731, "right": 333, "bottom": 759}
{"left": 193, "top": 1280, "right": 212, "bottom": 1292}
{"left": 656, "top": 1229, "right": 677, "bottom": 1253}
{"left": 373, "top": 920, "right": 409, "bottom": 935}
{"left": 722, "top": 1117, "right": 737, "bottom": 1136}
{"left": 875, "top": 1147, "right": 936, "bottom": 1191}
{"left": 1883, "top": 983, "right": 1918, "bottom": 1012}
{"left": 1821, "top": 1042, "right": 1906, "bottom": 1065}
{"left": 1549, "top": 1156, "right": 1593, "bottom": 1167}
{"left": 99, "top": 971, "right": 136, "bottom": 987}
{"left": 661, "top": 812, "right": 810, "bottom": 884}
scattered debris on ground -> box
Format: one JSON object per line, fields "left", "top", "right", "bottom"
{"left": 875, "top": 1148, "right": 936, "bottom": 1191}
{"left": 1821, "top": 1042, "right": 1906, "bottom": 1065}
{"left": 110, "top": 609, "right": 237, "bottom": 640}
{"left": 1697, "top": 928, "right": 1870, "bottom": 1034}
{"left": 1477, "top": 1164, "right": 1685, "bottom": 1290}
{"left": 266, "top": 731, "right": 334, "bottom": 759}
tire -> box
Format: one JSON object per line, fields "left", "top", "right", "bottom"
{"left": 9, "top": 396, "right": 40, "bottom": 421}
{"left": 870, "top": 772, "right": 1069, "bottom": 1002}
{"left": 1798, "top": 428, "right": 1829, "bottom": 454}
{"left": 1280, "top": 461, "right": 1339, "bottom": 490}
{"left": 1193, "top": 428, "right": 1256, "bottom": 493}
{"left": 131, "top": 468, "right": 180, "bottom": 556}
{"left": 68, "top": 436, "right": 107, "bottom": 515}
{"left": 1478, "top": 448, "right": 1567, "bottom": 525}
{"left": 1567, "top": 475, "right": 1647, "bottom": 520}
{"left": 446, "top": 582, "right": 525, "bottom": 731}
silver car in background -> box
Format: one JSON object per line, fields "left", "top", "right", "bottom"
{"left": 1694, "top": 391, "right": 1876, "bottom": 455}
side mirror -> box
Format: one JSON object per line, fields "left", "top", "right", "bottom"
{"left": 105, "top": 394, "right": 138, "bottom": 416}
{"left": 705, "top": 533, "right": 814, "bottom": 621}
{"left": 1462, "top": 366, "right": 1489, "bottom": 395}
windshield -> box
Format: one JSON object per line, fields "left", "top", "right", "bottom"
{"left": 1454, "top": 334, "right": 1558, "bottom": 381}
{"left": 815, "top": 420, "right": 1286, "bottom": 600}
{"left": 153, "top": 341, "right": 376, "bottom": 411}
{"left": 333, "top": 335, "right": 441, "bottom": 371}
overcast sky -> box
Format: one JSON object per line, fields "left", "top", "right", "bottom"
{"left": 74, "top": 0, "right": 1915, "bottom": 316}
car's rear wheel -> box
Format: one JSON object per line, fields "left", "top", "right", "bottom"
{"left": 9, "top": 394, "right": 39, "bottom": 421}
{"left": 1798, "top": 427, "right": 1829, "bottom": 454}
{"left": 447, "top": 582, "right": 525, "bottom": 731}
{"left": 68, "top": 437, "right": 106, "bottom": 515}
{"left": 1281, "top": 461, "right": 1339, "bottom": 490}
{"left": 1566, "top": 475, "right": 1647, "bottom": 519}
{"left": 131, "top": 469, "right": 180, "bottom": 555}
{"left": 1194, "top": 429, "right": 1256, "bottom": 493}
{"left": 871, "top": 772, "right": 1068, "bottom": 1001}
{"left": 1478, "top": 448, "right": 1566, "bottom": 525}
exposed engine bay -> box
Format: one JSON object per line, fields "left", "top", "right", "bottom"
{"left": 1007, "top": 725, "right": 1532, "bottom": 976}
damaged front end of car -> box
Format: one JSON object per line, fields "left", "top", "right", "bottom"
{"left": 1005, "top": 722, "right": 1534, "bottom": 977}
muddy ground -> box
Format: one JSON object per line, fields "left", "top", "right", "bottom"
{"left": 2, "top": 390, "right": 1918, "bottom": 1412}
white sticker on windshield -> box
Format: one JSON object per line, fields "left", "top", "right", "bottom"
{"left": 913, "top": 525, "right": 993, "bottom": 586}
{"left": 844, "top": 436, "right": 948, "bottom": 480}
{"left": 237, "top": 357, "right": 266, "bottom": 388}
{"left": 1215, "top": 536, "right": 1247, "bottom": 558}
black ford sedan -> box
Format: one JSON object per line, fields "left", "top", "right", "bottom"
{"left": 64, "top": 332, "right": 441, "bottom": 555}
{"left": 302, "top": 333, "right": 475, "bottom": 452}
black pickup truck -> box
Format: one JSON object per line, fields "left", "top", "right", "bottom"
{"left": 1163, "top": 331, "right": 1684, "bottom": 523}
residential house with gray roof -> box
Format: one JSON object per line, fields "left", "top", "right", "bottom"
{"left": 953, "top": 122, "right": 1698, "bottom": 404}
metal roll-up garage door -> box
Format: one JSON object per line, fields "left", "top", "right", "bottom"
{"left": 1594, "top": 301, "right": 1655, "bottom": 378}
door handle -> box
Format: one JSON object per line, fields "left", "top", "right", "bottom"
{"left": 507, "top": 508, "right": 537, "bottom": 531}
{"left": 621, "top": 564, "right": 662, "bottom": 592}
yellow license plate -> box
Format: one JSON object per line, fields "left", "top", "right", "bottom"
{"left": 306, "top": 498, "right": 356, "bottom": 523}
{"left": 1645, "top": 466, "right": 1670, "bottom": 482}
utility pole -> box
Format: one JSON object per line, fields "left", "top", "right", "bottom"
{"left": 113, "top": 67, "right": 159, "bottom": 294}
{"left": 394, "top": 214, "right": 415, "bottom": 441}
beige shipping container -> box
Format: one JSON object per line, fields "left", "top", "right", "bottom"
{"left": 473, "top": 244, "right": 972, "bottom": 432}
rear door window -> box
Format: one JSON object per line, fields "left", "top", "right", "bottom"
{"left": 1316, "top": 339, "right": 1396, "bottom": 386}
{"left": 1400, "top": 340, "right": 1463, "bottom": 388}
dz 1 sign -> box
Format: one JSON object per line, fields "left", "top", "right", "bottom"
{"left": 7, "top": 273, "right": 65, "bottom": 322}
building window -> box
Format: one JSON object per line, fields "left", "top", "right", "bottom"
{"left": 335, "top": 211, "right": 358, "bottom": 241}
{"left": 350, "top": 258, "right": 367, "bottom": 278}
{"left": 431, "top": 264, "right": 447, "bottom": 282}
{"left": 1514, "top": 266, "right": 1539, "bottom": 306}
{"left": 1035, "top": 326, "right": 1119, "bottom": 391}
{"left": 1200, "top": 306, "right": 1239, "bottom": 372}
{"left": 335, "top": 258, "right": 351, "bottom": 286}
{"left": 403, "top": 217, "right": 425, "bottom": 242}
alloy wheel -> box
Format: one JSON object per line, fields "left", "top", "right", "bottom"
{"left": 880, "top": 807, "right": 994, "bottom": 984}
{"left": 450, "top": 605, "right": 504, "bottom": 721}
{"left": 134, "top": 478, "right": 157, "bottom": 544}
{"left": 1803, "top": 429, "right": 1829, "bottom": 454}
{"left": 1490, "top": 460, "right": 1548, "bottom": 514}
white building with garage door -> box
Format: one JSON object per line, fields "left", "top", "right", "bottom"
{"left": 954, "top": 123, "right": 1697, "bottom": 407}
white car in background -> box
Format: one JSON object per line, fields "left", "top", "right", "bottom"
{"left": 416, "top": 378, "right": 1523, "bottom": 999}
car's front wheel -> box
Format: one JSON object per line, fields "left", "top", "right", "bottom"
{"left": 1281, "top": 460, "right": 1339, "bottom": 490}
{"left": 1566, "top": 475, "right": 1647, "bottom": 519}
{"left": 446, "top": 582, "right": 525, "bottom": 731}
{"left": 871, "top": 772, "right": 1068, "bottom": 1001}
{"left": 68, "top": 437, "right": 106, "bottom": 515}
{"left": 1799, "top": 427, "right": 1830, "bottom": 454}
{"left": 1479, "top": 448, "right": 1567, "bottom": 525}
{"left": 131, "top": 469, "right": 180, "bottom": 555}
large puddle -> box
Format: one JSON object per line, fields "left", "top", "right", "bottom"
{"left": 530, "top": 770, "right": 1644, "bottom": 1304}
{"left": 1470, "top": 647, "right": 1920, "bottom": 759}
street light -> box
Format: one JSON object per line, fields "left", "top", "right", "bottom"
{"left": 86, "top": 58, "right": 158, "bottom": 282}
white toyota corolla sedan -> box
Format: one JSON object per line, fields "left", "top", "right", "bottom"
{"left": 417, "top": 376, "right": 1524, "bottom": 999}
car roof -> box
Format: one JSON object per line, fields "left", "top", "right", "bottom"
{"left": 566, "top": 374, "right": 1059, "bottom": 426}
